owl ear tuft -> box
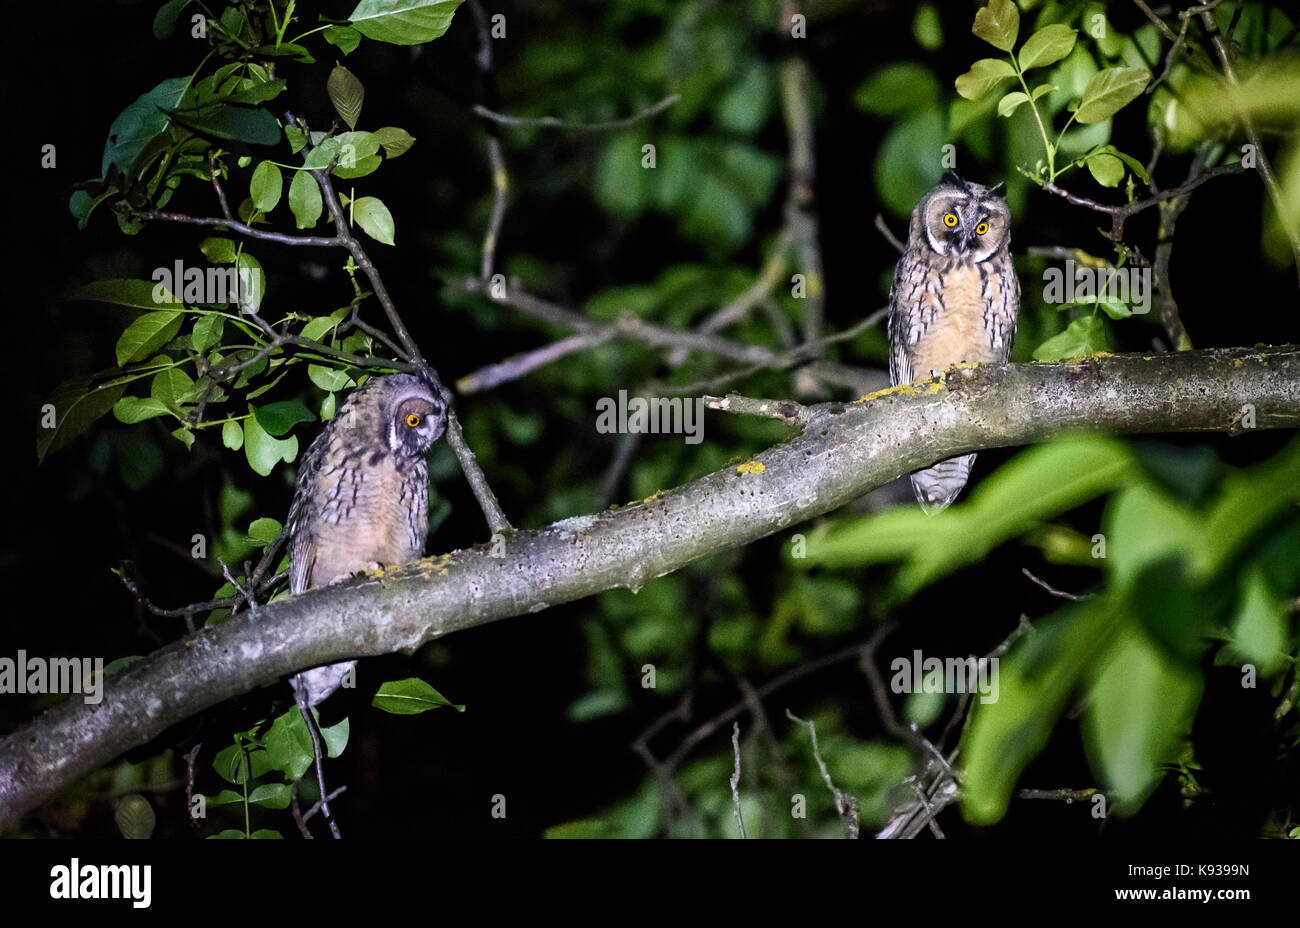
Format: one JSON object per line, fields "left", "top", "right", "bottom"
{"left": 988, "top": 181, "right": 1006, "bottom": 197}
{"left": 941, "top": 170, "right": 968, "bottom": 190}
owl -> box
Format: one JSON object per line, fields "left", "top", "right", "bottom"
{"left": 286, "top": 371, "right": 447, "bottom": 706}
{"left": 887, "top": 172, "right": 1019, "bottom": 513}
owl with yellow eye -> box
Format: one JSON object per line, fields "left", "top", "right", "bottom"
{"left": 886, "top": 172, "right": 1020, "bottom": 513}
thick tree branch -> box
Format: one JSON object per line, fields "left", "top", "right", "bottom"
{"left": 2, "top": 347, "right": 1297, "bottom": 827}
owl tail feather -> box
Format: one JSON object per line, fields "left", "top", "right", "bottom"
{"left": 910, "top": 452, "right": 975, "bottom": 514}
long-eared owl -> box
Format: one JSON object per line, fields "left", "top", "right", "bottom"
{"left": 286, "top": 372, "right": 447, "bottom": 706}
{"left": 887, "top": 172, "right": 1019, "bottom": 512}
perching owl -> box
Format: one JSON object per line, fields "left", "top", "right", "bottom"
{"left": 887, "top": 173, "right": 1019, "bottom": 513}
{"left": 287, "top": 372, "right": 447, "bottom": 706}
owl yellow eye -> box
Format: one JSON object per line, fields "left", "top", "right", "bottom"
{"left": 406, "top": 413, "right": 421, "bottom": 428}
{"left": 943, "top": 213, "right": 958, "bottom": 227}
{"left": 976, "top": 221, "right": 989, "bottom": 235}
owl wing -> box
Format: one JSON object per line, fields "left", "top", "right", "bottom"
{"left": 287, "top": 430, "right": 329, "bottom": 594}
{"left": 887, "top": 252, "right": 931, "bottom": 387}
{"left": 984, "top": 253, "right": 1021, "bottom": 363}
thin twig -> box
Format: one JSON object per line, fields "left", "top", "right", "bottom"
{"left": 785, "top": 710, "right": 860, "bottom": 838}
{"left": 729, "top": 722, "right": 747, "bottom": 839}
{"left": 473, "top": 94, "right": 679, "bottom": 131}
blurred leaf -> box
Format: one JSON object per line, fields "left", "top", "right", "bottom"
{"left": 222, "top": 420, "right": 244, "bottom": 450}
{"left": 1227, "top": 567, "right": 1291, "bottom": 676}
{"left": 855, "top": 63, "right": 940, "bottom": 116}
{"left": 803, "top": 437, "right": 1134, "bottom": 598}
{"left": 247, "top": 783, "right": 292, "bottom": 809}
{"left": 69, "top": 278, "right": 179, "bottom": 309}
{"left": 962, "top": 601, "right": 1119, "bottom": 824}
{"left": 1082, "top": 626, "right": 1203, "bottom": 814}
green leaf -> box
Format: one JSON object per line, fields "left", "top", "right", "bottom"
{"left": 308, "top": 364, "right": 356, "bottom": 392}
{"left": 68, "top": 278, "right": 180, "bottom": 309}
{"left": 102, "top": 76, "right": 192, "bottom": 176}
{"left": 1030, "top": 83, "right": 1054, "bottom": 101}
{"left": 200, "top": 237, "right": 237, "bottom": 264}
{"left": 1086, "top": 149, "right": 1125, "bottom": 187}
{"left": 191, "top": 314, "right": 225, "bottom": 353}
{"left": 251, "top": 400, "right": 314, "bottom": 437}
{"left": 371, "top": 677, "right": 463, "bottom": 715}
{"left": 348, "top": 0, "right": 466, "bottom": 45}
{"left": 243, "top": 408, "right": 299, "bottom": 476}
{"left": 250, "top": 161, "right": 283, "bottom": 212}
{"left": 1229, "top": 568, "right": 1290, "bottom": 675}
{"left": 233, "top": 253, "right": 266, "bottom": 314}
{"left": 372, "top": 126, "right": 416, "bottom": 158}
{"left": 1090, "top": 144, "right": 1150, "bottom": 184}
{"left": 321, "top": 716, "right": 350, "bottom": 758}
{"left": 1082, "top": 627, "right": 1203, "bottom": 813}
{"left": 327, "top": 64, "right": 365, "bottom": 130}
{"left": 112, "top": 396, "right": 172, "bottom": 424}
{"left": 1032, "top": 315, "right": 1112, "bottom": 361}
{"left": 972, "top": 0, "right": 1018, "bottom": 53}
{"left": 331, "top": 130, "right": 383, "bottom": 179}
{"left": 801, "top": 436, "right": 1134, "bottom": 599}
{"left": 116, "top": 311, "right": 185, "bottom": 366}
{"left": 168, "top": 105, "right": 282, "bottom": 146}
{"left": 954, "top": 58, "right": 1016, "bottom": 100}
{"left": 222, "top": 420, "right": 244, "bottom": 450}
{"left": 961, "top": 602, "right": 1120, "bottom": 824}
{"left": 151, "top": 367, "right": 196, "bottom": 408}
{"left": 265, "top": 709, "right": 314, "bottom": 780}
{"left": 213, "top": 744, "right": 250, "bottom": 784}
{"left": 352, "top": 196, "right": 396, "bottom": 245}
{"left": 996, "top": 91, "right": 1030, "bottom": 117}
{"left": 1017, "top": 24, "right": 1077, "bottom": 71}
{"left": 854, "top": 63, "right": 941, "bottom": 116}
{"left": 153, "top": 0, "right": 192, "bottom": 39}
{"left": 288, "top": 170, "right": 323, "bottom": 229}
{"left": 1075, "top": 66, "right": 1149, "bottom": 124}
{"left": 37, "top": 377, "right": 126, "bottom": 463}
{"left": 247, "top": 517, "right": 282, "bottom": 546}
{"left": 324, "top": 24, "right": 364, "bottom": 55}
{"left": 247, "top": 783, "right": 292, "bottom": 809}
